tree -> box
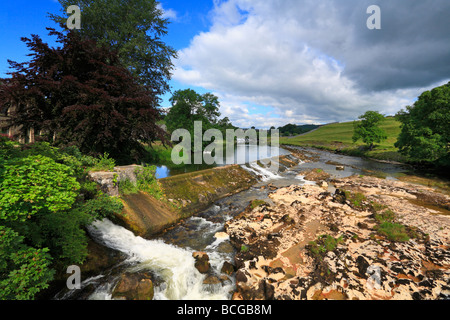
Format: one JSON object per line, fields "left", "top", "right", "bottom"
{"left": 0, "top": 29, "right": 168, "bottom": 162}
{"left": 165, "top": 89, "right": 235, "bottom": 152}
{"left": 352, "top": 111, "right": 387, "bottom": 151}
{"left": 166, "top": 89, "right": 233, "bottom": 133}
{"left": 50, "top": 0, "right": 177, "bottom": 97}
{"left": 395, "top": 82, "right": 450, "bottom": 167}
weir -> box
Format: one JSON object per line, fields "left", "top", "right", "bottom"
{"left": 99, "top": 154, "right": 299, "bottom": 239}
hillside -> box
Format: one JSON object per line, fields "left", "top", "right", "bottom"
{"left": 280, "top": 117, "right": 405, "bottom": 162}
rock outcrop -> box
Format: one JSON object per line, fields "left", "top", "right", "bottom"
{"left": 112, "top": 272, "right": 154, "bottom": 300}
{"left": 225, "top": 175, "right": 450, "bottom": 300}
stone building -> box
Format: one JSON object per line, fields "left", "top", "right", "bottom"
{"left": 0, "top": 104, "right": 36, "bottom": 143}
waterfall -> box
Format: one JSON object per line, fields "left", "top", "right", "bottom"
{"left": 86, "top": 219, "right": 234, "bottom": 300}
{"left": 241, "top": 161, "right": 282, "bottom": 182}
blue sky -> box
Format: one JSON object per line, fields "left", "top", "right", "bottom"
{"left": 1, "top": 1, "right": 449, "bottom": 129}
{"left": 0, "top": 1, "right": 206, "bottom": 78}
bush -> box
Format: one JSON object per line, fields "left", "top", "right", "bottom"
{"left": 0, "top": 226, "right": 55, "bottom": 300}
{"left": 0, "top": 138, "right": 123, "bottom": 299}
{"left": 0, "top": 155, "right": 80, "bottom": 222}
{"left": 89, "top": 152, "right": 116, "bottom": 172}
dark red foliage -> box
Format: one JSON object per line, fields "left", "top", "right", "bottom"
{"left": 0, "top": 28, "right": 168, "bottom": 162}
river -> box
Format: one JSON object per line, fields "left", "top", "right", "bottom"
{"left": 55, "top": 146, "right": 416, "bottom": 300}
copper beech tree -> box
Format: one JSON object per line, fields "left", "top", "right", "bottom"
{"left": 0, "top": 29, "right": 168, "bottom": 162}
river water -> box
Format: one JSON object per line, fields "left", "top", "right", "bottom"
{"left": 56, "top": 146, "right": 412, "bottom": 300}
{"left": 155, "top": 144, "right": 290, "bottom": 179}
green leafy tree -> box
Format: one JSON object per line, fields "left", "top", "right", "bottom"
{"left": 352, "top": 111, "right": 388, "bottom": 151}
{"left": 165, "top": 89, "right": 234, "bottom": 150}
{"left": 395, "top": 82, "right": 450, "bottom": 167}
{"left": 0, "top": 29, "right": 168, "bottom": 162}
{"left": 50, "top": 0, "right": 177, "bottom": 96}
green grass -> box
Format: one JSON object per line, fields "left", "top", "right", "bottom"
{"left": 250, "top": 199, "right": 268, "bottom": 209}
{"left": 307, "top": 235, "right": 344, "bottom": 258}
{"left": 376, "top": 222, "right": 410, "bottom": 242}
{"left": 344, "top": 191, "right": 367, "bottom": 209}
{"left": 280, "top": 117, "right": 406, "bottom": 162}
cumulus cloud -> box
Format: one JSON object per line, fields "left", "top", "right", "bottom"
{"left": 173, "top": 0, "right": 450, "bottom": 127}
{"left": 157, "top": 2, "right": 178, "bottom": 21}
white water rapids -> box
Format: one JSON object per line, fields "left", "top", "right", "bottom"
{"left": 85, "top": 219, "right": 234, "bottom": 300}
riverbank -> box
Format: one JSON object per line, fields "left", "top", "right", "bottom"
{"left": 225, "top": 173, "right": 450, "bottom": 300}
{"left": 279, "top": 117, "right": 406, "bottom": 163}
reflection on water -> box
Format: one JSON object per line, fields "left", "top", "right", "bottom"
{"left": 153, "top": 144, "right": 290, "bottom": 179}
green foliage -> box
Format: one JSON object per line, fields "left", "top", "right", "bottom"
{"left": 118, "top": 165, "right": 163, "bottom": 199}
{"left": 307, "top": 235, "right": 343, "bottom": 258}
{"left": 89, "top": 152, "right": 116, "bottom": 172}
{"left": 343, "top": 190, "right": 367, "bottom": 209}
{"left": 135, "top": 166, "right": 163, "bottom": 199}
{"left": 0, "top": 226, "right": 55, "bottom": 300}
{"left": 352, "top": 111, "right": 388, "bottom": 150}
{"left": 250, "top": 199, "right": 268, "bottom": 209}
{"left": 280, "top": 117, "right": 404, "bottom": 163}
{"left": 78, "top": 194, "right": 124, "bottom": 221}
{"left": 1, "top": 29, "right": 168, "bottom": 163}
{"left": 376, "top": 222, "right": 410, "bottom": 242}
{"left": 277, "top": 124, "right": 319, "bottom": 137}
{"left": 395, "top": 82, "right": 450, "bottom": 167}
{"left": 0, "top": 135, "right": 20, "bottom": 167}
{"left": 374, "top": 209, "right": 396, "bottom": 224}
{"left": 0, "top": 155, "right": 80, "bottom": 222}
{"left": 50, "top": 0, "right": 177, "bottom": 95}
{"left": 165, "top": 89, "right": 235, "bottom": 151}
{"left": 240, "top": 245, "right": 249, "bottom": 253}
{"left": 118, "top": 178, "right": 139, "bottom": 195}
{"left": 0, "top": 138, "right": 123, "bottom": 299}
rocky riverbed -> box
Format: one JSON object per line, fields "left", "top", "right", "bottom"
{"left": 224, "top": 173, "right": 450, "bottom": 300}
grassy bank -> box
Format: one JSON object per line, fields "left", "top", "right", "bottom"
{"left": 280, "top": 117, "right": 406, "bottom": 162}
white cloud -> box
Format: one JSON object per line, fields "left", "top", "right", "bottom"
{"left": 172, "top": 0, "right": 450, "bottom": 128}
{"left": 157, "top": 3, "right": 178, "bottom": 21}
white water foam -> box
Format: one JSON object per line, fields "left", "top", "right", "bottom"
{"left": 295, "top": 175, "right": 317, "bottom": 185}
{"left": 87, "top": 219, "right": 233, "bottom": 300}
{"left": 241, "top": 162, "right": 282, "bottom": 182}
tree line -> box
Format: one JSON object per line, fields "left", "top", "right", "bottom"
{"left": 352, "top": 81, "right": 449, "bottom": 169}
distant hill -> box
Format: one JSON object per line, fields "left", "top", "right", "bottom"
{"left": 279, "top": 117, "right": 406, "bottom": 162}
{"left": 277, "top": 124, "right": 321, "bottom": 137}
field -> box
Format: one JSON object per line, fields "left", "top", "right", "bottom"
{"left": 280, "top": 117, "right": 406, "bottom": 162}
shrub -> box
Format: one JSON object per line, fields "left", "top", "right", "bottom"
{"left": 0, "top": 155, "right": 80, "bottom": 222}
{"left": 135, "top": 165, "right": 163, "bottom": 199}
{"left": 90, "top": 152, "right": 116, "bottom": 172}
{"left": 0, "top": 226, "right": 55, "bottom": 300}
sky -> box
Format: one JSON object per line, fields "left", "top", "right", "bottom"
{"left": 1, "top": 0, "right": 449, "bottom": 129}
